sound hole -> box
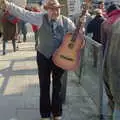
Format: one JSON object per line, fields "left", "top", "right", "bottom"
{"left": 68, "top": 43, "right": 74, "bottom": 49}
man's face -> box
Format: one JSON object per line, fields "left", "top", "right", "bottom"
{"left": 47, "top": 8, "right": 60, "bottom": 20}
{"left": 99, "top": 3, "right": 104, "bottom": 10}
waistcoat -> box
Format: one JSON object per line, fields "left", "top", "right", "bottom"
{"left": 37, "top": 14, "right": 68, "bottom": 58}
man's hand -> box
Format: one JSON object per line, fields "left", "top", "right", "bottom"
{"left": 0, "top": 0, "right": 6, "bottom": 9}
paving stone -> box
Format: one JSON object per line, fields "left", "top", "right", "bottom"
{"left": 0, "top": 37, "right": 105, "bottom": 120}
{"left": 16, "top": 109, "right": 40, "bottom": 120}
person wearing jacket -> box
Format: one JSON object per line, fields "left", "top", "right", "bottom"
{"left": 18, "top": 19, "right": 27, "bottom": 42}
{"left": 1, "top": 10, "right": 19, "bottom": 55}
{"left": 98, "top": 1, "right": 107, "bottom": 18}
{"left": 31, "top": 6, "right": 40, "bottom": 50}
{"left": 87, "top": 9, "right": 105, "bottom": 67}
{"left": 17, "top": 6, "right": 29, "bottom": 43}
{"left": 0, "top": 0, "right": 84, "bottom": 119}
{"left": 101, "top": 0, "right": 120, "bottom": 119}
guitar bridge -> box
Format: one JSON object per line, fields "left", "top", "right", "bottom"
{"left": 60, "top": 55, "right": 74, "bottom": 61}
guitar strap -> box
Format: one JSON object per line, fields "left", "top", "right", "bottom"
{"left": 61, "top": 16, "right": 68, "bottom": 35}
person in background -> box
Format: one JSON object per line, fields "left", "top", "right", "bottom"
{"left": 31, "top": 5, "right": 40, "bottom": 50}
{"left": 87, "top": 9, "right": 105, "bottom": 67}
{"left": 87, "top": 9, "right": 105, "bottom": 44}
{"left": 98, "top": 1, "right": 104, "bottom": 11}
{"left": 82, "top": 2, "right": 93, "bottom": 35}
{"left": 18, "top": 19, "right": 27, "bottom": 42}
{"left": 1, "top": 10, "right": 19, "bottom": 55}
{"left": 72, "top": 2, "right": 92, "bottom": 35}
{"left": 98, "top": 1, "right": 107, "bottom": 18}
{"left": 101, "top": 0, "right": 120, "bottom": 119}
{"left": 17, "top": 5, "right": 30, "bottom": 43}
{"left": 0, "top": 0, "right": 84, "bottom": 119}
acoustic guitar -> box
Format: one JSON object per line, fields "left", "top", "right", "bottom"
{"left": 52, "top": 2, "right": 89, "bottom": 71}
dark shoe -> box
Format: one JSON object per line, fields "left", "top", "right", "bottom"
{"left": 23, "top": 34, "right": 27, "bottom": 42}
{"left": 0, "top": 32, "right": 2, "bottom": 38}
{"left": 23, "top": 37, "right": 26, "bottom": 42}
{"left": 18, "top": 40, "right": 22, "bottom": 43}
{"left": 13, "top": 48, "right": 16, "bottom": 52}
{"left": 16, "top": 46, "right": 19, "bottom": 50}
{"left": 23, "top": 40, "right": 26, "bottom": 42}
{"left": 3, "top": 51, "right": 5, "bottom": 55}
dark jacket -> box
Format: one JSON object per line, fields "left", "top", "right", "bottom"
{"left": 87, "top": 15, "right": 105, "bottom": 43}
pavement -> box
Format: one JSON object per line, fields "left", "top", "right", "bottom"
{"left": 0, "top": 32, "right": 105, "bottom": 120}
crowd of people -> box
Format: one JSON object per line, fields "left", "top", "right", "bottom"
{"left": 0, "top": 0, "right": 120, "bottom": 120}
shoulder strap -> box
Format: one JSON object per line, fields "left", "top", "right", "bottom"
{"left": 43, "top": 14, "right": 49, "bottom": 23}
{"left": 61, "top": 15, "right": 68, "bottom": 34}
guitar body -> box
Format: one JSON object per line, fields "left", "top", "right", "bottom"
{"left": 52, "top": 32, "right": 85, "bottom": 71}
{"left": 52, "top": 1, "right": 90, "bottom": 70}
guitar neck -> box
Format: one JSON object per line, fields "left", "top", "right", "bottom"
{"left": 71, "top": 23, "right": 82, "bottom": 41}
{"left": 71, "top": 13, "right": 85, "bottom": 42}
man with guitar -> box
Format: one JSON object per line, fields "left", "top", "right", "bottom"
{"left": 0, "top": 0, "right": 85, "bottom": 119}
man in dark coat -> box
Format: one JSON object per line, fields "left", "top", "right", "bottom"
{"left": 87, "top": 9, "right": 105, "bottom": 43}
{"left": 87, "top": 9, "right": 105, "bottom": 67}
